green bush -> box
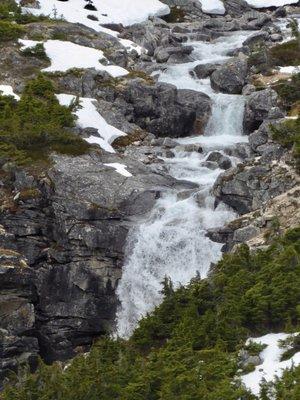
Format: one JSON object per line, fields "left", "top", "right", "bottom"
{"left": 21, "top": 43, "right": 50, "bottom": 61}
{"left": 0, "top": 0, "right": 51, "bottom": 24}
{"left": 0, "top": 74, "right": 89, "bottom": 165}
{"left": 260, "top": 364, "right": 300, "bottom": 400}
{"left": 0, "top": 20, "right": 24, "bottom": 42}
{"left": 269, "top": 40, "right": 300, "bottom": 67}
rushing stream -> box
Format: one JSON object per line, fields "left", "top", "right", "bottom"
{"left": 116, "top": 31, "right": 253, "bottom": 338}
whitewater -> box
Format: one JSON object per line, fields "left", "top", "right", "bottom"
{"left": 116, "top": 31, "right": 253, "bottom": 338}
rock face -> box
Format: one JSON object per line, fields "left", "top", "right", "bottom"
{"left": 243, "top": 89, "right": 281, "bottom": 134}
{"left": 213, "top": 157, "right": 297, "bottom": 215}
{"left": 123, "top": 81, "right": 212, "bottom": 137}
{"left": 0, "top": 249, "right": 38, "bottom": 385}
{"left": 0, "top": 151, "right": 194, "bottom": 380}
{"left": 210, "top": 57, "right": 249, "bottom": 94}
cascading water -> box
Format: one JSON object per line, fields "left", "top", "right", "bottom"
{"left": 116, "top": 31, "right": 252, "bottom": 338}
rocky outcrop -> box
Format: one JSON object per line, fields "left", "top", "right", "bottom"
{"left": 0, "top": 150, "right": 195, "bottom": 378}
{"left": 210, "top": 56, "right": 249, "bottom": 94}
{"left": 213, "top": 156, "right": 297, "bottom": 215}
{"left": 0, "top": 248, "right": 38, "bottom": 386}
{"left": 208, "top": 185, "right": 300, "bottom": 252}
{"left": 243, "top": 88, "right": 283, "bottom": 134}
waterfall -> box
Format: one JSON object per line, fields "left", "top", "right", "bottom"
{"left": 116, "top": 31, "right": 251, "bottom": 338}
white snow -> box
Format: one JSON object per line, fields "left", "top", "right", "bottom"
{"left": 279, "top": 65, "right": 300, "bottom": 74}
{"left": 56, "top": 94, "right": 126, "bottom": 153}
{"left": 199, "top": 0, "right": 226, "bottom": 15}
{"left": 19, "top": 39, "right": 128, "bottom": 77}
{"left": 241, "top": 333, "right": 300, "bottom": 396}
{"left": 245, "top": 0, "right": 299, "bottom": 8}
{"left": 0, "top": 85, "right": 20, "bottom": 100}
{"left": 104, "top": 163, "right": 133, "bottom": 177}
{"left": 17, "top": 0, "right": 170, "bottom": 29}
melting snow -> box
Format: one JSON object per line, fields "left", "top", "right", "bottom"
{"left": 0, "top": 85, "right": 20, "bottom": 100}
{"left": 199, "top": 0, "right": 226, "bottom": 15}
{"left": 104, "top": 163, "right": 133, "bottom": 177}
{"left": 279, "top": 65, "right": 300, "bottom": 74}
{"left": 241, "top": 333, "right": 300, "bottom": 396}
{"left": 19, "top": 39, "right": 128, "bottom": 77}
{"left": 17, "top": 0, "right": 169, "bottom": 29}
{"left": 56, "top": 94, "right": 126, "bottom": 153}
{"left": 245, "top": 0, "right": 299, "bottom": 8}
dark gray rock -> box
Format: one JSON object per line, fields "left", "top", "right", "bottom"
{"left": 123, "top": 81, "right": 212, "bottom": 137}
{"left": 210, "top": 56, "right": 248, "bottom": 94}
{"left": 0, "top": 250, "right": 38, "bottom": 386}
{"left": 154, "top": 45, "right": 193, "bottom": 63}
{"left": 243, "top": 89, "right": 280, "bottom": 134}
{"left": 206, "top": 151, "right": 232, "bottom": 170}
{"left": 243, "top": 31, "right": 270, "bottom": 48}
{"left": 193, "top": 62, "right": 221, "bottom": 79}
{"left": 224, "top": 0, "right": 252, "bottom": 16}
{"left": 213, "top": 160, "right": 296, "bottom": 214}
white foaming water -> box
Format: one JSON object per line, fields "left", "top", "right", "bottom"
{"left": 116, "top": 32, "right": 250, "bottom": 338}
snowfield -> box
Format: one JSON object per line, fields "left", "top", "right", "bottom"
{"left": 199, "top": 0, "right": 226, "bottom": 15}
{"left": 245, "top": 0, "right": 299, "bottom": 8}
{"left": 56, "top": 94, "right": 127, "bottom": 153}
{"left": 241, "top": 333, "right": 300, "bottom": 396}
{"left": 19, "top": 39, "right": 128, "bottom": 77}
{"left": 17, "top": 0, "right": 170, "bottom": 29}
{"left": 0, "top": 85, "right": 20, "bottom": 100}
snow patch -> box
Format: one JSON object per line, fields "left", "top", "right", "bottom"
{"left": 0, "top": 85, "right": 20, "bottom": 100}
{"left": 279, "top": 65, "right": 300, "bottom": 74}
{"left": 241, "top": 333, "right": 300, "bottom": 396}
{"left": 19, "top": 39, "right": 128, "bottom": 77}
{"left": 104, "top": 163, "right": 133, "bottom": 177}
{"left": 56, "top": 94, "right": 126, "bottom": 153}
{"left": 17, "top": 0, "right": 170, "bottom": 29}
{"left": 199, "top": 0, "right": 226, "bottom": 15}
{"left": 245, "top": 0, "right": 299, "bottom": 8}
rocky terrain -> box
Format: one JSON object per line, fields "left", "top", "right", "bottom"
{"left": 0, "top": 0, "right": 299, "bottom": 388}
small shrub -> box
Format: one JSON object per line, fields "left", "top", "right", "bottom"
{"left": 273, "top": 73, "right": 300, "bottom": 111}
{"left": 271, "top": 118, "right": 300, "bottom": 173}
{"left": 21, "top": 43, "right": 50, "bottom": 61}
{"left": 269, "top": 40, "right": 300, "bottom": 67}
{"left": 162, "top": 6, "right": 186, "bottom": 23}
{"left": 0, "top": 20, "right": 24, "bottom": 42}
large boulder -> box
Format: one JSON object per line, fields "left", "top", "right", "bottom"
{"left": 176, "top": 89, "right": 212, "bottom": 135}
{"left": 154, "top": 45, "right": 193, "bottom": 63}
{"left": 210, "top": 56, "right": 249, "bottom": 94}
{"left": 243, "top": 31, "right": 270, "bottom": 48}
{"left": 224, "top": 0, "right": 252, "bottom": 16}
{"left": 193, "top": 62, "right": 221, "bottom": 79}
{"left": 123, "top": 80, "right": 212, "bottom": 137}
{"left": 243, "top": 88, "right": 281, "bottom": 134}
